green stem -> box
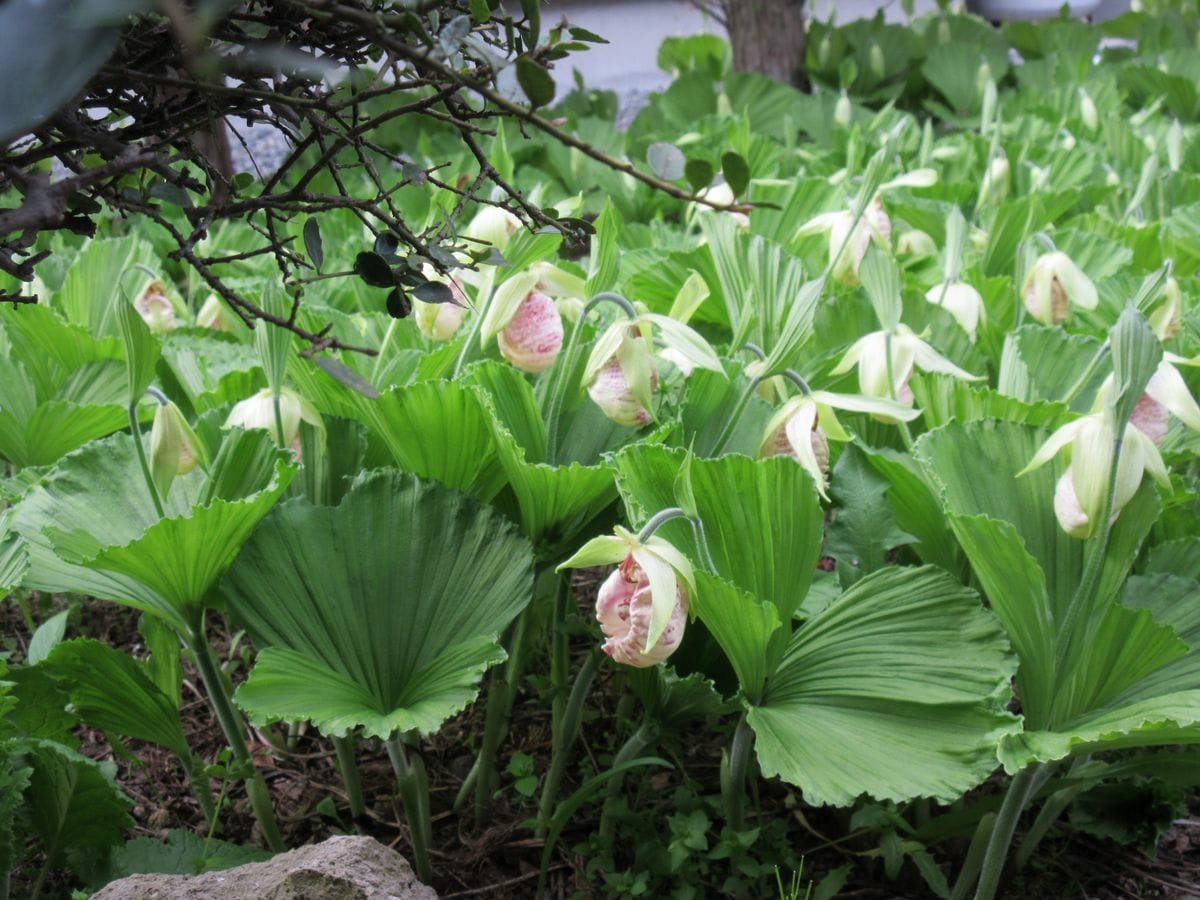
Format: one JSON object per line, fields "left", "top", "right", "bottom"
{"left": 451, "top": 274, "right": 492, "bottom": 380}
{"left": 466, "top": 611, "right": 530, "bottom": 826}
{"left": 185, "top": 754, "right": 217, "bottom": 830}
{"left": 129, "top": 403, "right": 166, "bottom": 518}
{"left": 722, "top": 713, "right": 755, "bottom": 831}
{"left": 187, "top": 627, "right": 285, "bottom": 852}
{"left": 28, "top": 860, "right": 49, "bottom": 900}
{"left": 544, "top": 292, "right": 637, "bottom": 465}
{"left": 710, "top": 375, "right": 763, "bottom": 456}
{"left": 690, "top": 517, "right": 719, "bottom": 574}
{"left": 1015, "top": 782, "right": 1080, "bottom": 870}
{"left": 386, "top": 733, "right": 432, "bottom": 884}
{"left": 598, "top": 720, "right": 657, "bottom": 841}
{"left": 536, "top": 649, "right": 601, "bottom": 833}
{"left": 333, "top": 735, "right": 365, "bottom": 820}
{"left": 637, "top": 507, "right": 688, "bottom": 542}
{"left": 973, "top": 766, "right": 1038, "bottom": 900}
{"left": 950, "top": 812, "right": 996, "bottom": 900}
{"left": 271, "top": 389, "right": 286, "bottom": 450}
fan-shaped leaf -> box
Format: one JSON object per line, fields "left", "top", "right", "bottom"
{"left": 224, "top": 470, "right": 534, "bottom": 739}
{"left": 749, "top": 566, "right": 1018, "bottom": 806}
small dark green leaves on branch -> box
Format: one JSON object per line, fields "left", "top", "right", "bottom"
{"left": 515, "top": 56, "right": 555, "bottom": 109}
{"left": 720, "top": 152, "right": 750, "bottom": 198}
{"left": 386, "top": 289, "right": 411, "bottom": 320}
{"left": 647, "top": 142, "right": 686, "bottom": 181}
{"left": 354, "top": 251, "right": 395, "bottom": 288}
{"left": 413, "top": 282, "right": 460, "bottom": 305}
{"left": 685, "top": 159, "right": 714, "bottom": 194}
{"left": 373, "top": 232, "right": 401, "bottom": 262}
{"left": 303, "top": 217, "right": 323, "bottom": 272}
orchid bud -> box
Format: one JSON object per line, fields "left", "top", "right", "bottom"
{"left": 150, "top": 402, "right": 207, "bottom": 498}
{"left": 834, "top": 91, "right": 852, "bottom": 128}
{"left": 465, "top": 206, "right": 521, "bottom": 251}
{"left": 1079, "top": 89, "right": 1098, "bottom": 132}
{"left": 978, "top": 155, "right": 1010, "bottom": 206}
{"left": 869, "top": 43, "right": 886, "bottom": 80}
{"left": 1150, "top": 277, "right": 1182, "bottom": 341}
{"left": 697, "top": 182, "right": 750, "bottom": 229}
{"left": 937, "top": 19, "right": 951, "bottom": 43}
{"left": 196, "top": 295, "right": 234, "bottom": 332}
{"left": 595, "top": 554, "right": 688, "bottom": 668}
{"left": 970, "top": 227, "right": 989, "bottom": 254}
{"left": 1167, "top": 119, "right": 1183, "bottom": 172}
{"left": 975, "top": 61, "right": 992, "bottom": 97}
{"left": 135, "top": 280, "right": 178, "bottom": 334}
{"left": 761, "top": 413, "right": 830, "bottom": 488}
{"left": 897, "top": 229, "right": 937, "bottom": 256}
{"left": 1022, "top": 252, "right": 1098, "bottom": 326}
{"left": 224, "top": 387, "right": 324, "bottom": 454}
{"left": 1053, "top": 472, "right": 1092, "bottom": 539}
{"left": 925, "top": 282, "right": 985, "bottom": 342}
{"left": 1105, "top": 166, "right": 1121, "bottom": 188}
{"left": 497, "top": 291, "right": 564, "bottom": 373}
{"left": 817, "top": 33, "right": 833, "bottom": 70}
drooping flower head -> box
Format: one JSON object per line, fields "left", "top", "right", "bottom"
{"left": 595, "top": 555, "right": 688, "bottom": 668}
{"left": 135, "top": 279, "right": 179, "bottom": 334}
{"left": 1023, "top": 251, "right": 1098, "bottom": 326}
{"left": 1094, "top": 353, "right": 1200, "bottom": 447}
{"left": 414, "top": 268, "right": 471, "bottom": 342}
{"left": 150, "top": 401, "right": 209, "bottom": 499}
{"left": 1021, "top": 411, "right": 1171, "bottom": 538}
{"left": 831, "top": 323, "right": 983, "bottom": 416}
{"left": 924, "top": 281, "right": 986, "bottom": 342}
{"left": 559, "top": 525, "right": 696, "bottom": 667}
{"left": 795, "top": 169, "right": 938, "bottom": 286}
{"left": 581, "top": 308, "right": 722, "bottom": 427}
{"left": 224, "top": 387, "right": 324, "bottom": 454}
{"left": 758, "top": 390, "right": 920, "bottom": 497}
{"left": 480, "top": 263, "right": 584, "bottom": 374}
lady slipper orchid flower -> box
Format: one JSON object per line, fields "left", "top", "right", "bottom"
{"left": 559, "top": 525, "right": 696, "bottom": 667}
{"left": 759, "top": 392, "right": 919, "bottom": 497}
{"left": 897, "top": 229, "right": 938, "bottom": 256}
{"left": 796, "top": 168, "right": 938, "bottom": 286}
{"left": 196, "top": 295, "right": 235, "bottom": 332}
{"left": 595, "top": 555, "right": 688, "bottom": 668}
{"left": 924, "top": 282, "right": 986, "bottom": 342}
{"left": 135, "top": 279, "right": 179, "bottom": 334}
{"left": 480, "top": 263, "right": 584, "bottom": 373}
{"left": 1094, "top": 354, "right": 1200, "bottom": 446}
{"left": 464, "top": 206, "right": 521, "bottom": 252}
{"left": 224, "top": 387, "right": 324, "bottom": 454}
{"left": 150, "top": 401, "right": 208, "bottom": 498}
{"left": 1149, "top": 277, "right": 1182, "bottom": 341}
{"left": 831, "top": 324, "right": 983, "bottom": 414}
{"left": 587, "top": 344, "right": 659, "bottom": 427}
{"left": 1021, "top": 412, "right": 1171, "bottom": 538}
{"left": 1023, "top": 252, "right": 1098, "bottom": 326}
{"left": 582, "top": 312, "right": 722, "bottom": 427}
{"left": 695, "top": 181, "right": 749, "bottom": 229}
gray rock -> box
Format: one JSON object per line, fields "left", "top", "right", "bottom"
{"left": 91, "top": 835, "right": 438, "bottom": 900}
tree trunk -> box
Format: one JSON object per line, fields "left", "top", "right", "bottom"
{"left": 724, "top": 0, "right": 807, "bottom": 89}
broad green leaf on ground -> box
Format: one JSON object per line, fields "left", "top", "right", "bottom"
{"left": 225, "top": 470, "right": 533, "bottom": 738}
{"left": 104, "top": 828, "right": 271, "bottom": 880}
{"left": 0, "top": 750, "right": 31, "bottom": 877}
{"left": 159, "top": 332, "right": 263, "bottom": 414}
{"left": 748, "top": 566, "right": 1017, "bottom": 807}
{"left": 467, "top": 362, "right": 615, "bottom": 552}
{"left": 613, "top": 446, "right": 822, "bottom": 622}
{"left": 45, "top": 640, "right": 188, "bottom": 758}
{"left": 25, "top": 739, "right": 133, "bottom": 878}
{"left": 910, "top": 373, "right": 1075, "bottom": 432}
{"left": 826, "top": 445, "right": 915, "bottom": 577}
{"left": 6, "top": 667, "right": 76, "bottom": 745}
{"left": 625, "top": 668, "right": 732, "bottom": 725}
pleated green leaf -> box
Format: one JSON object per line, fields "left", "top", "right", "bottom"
{"left": 364, "top": 380, "right": 506, "bottom": 501}
{"left": 0, "top": 509, "right": 27, "bottom": 595}
{"left": 45, "top": 639, "right": 187, "bottom": 758}
{"left": 467, "top": 362, "right": 615, "bottom": 552}
{"left": 13, "top": 430, "right": 295, "bottom": 633}
{"left": 613, "top": 446, "right": 822, "bottom": 622}
{"left": 224, "top": 470, "right": 534, "bottom": 739}
{"left": 748, "top": 566, "right": 1018, "bottom": 807}
{"left": 690, "top": 571, "right": 783, "bottom": 702}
